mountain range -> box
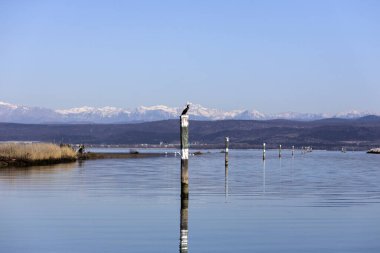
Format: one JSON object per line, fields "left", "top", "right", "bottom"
{"left": 0, "top": 100, "right": 377, "bottom": 124}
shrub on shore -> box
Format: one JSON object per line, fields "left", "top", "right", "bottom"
{"left": 0, "top": 143, "right": 77, "bottom": 161}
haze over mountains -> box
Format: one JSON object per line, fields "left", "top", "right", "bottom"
{"left": 0, "top": 101, "right": 377, "bottom": 124}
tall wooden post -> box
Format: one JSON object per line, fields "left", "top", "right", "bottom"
{"left": 180, "top": 115, "right": 189, "bottom": 200}
{"left": 263, "top": 142, "right": 266, "bottom": 160}
{"left": 279, "top": 144, "right": 282, "bottom": 158}
{"left": 180, "top": 115, "right": 189, "bottom": 252}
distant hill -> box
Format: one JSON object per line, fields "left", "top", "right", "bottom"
{"left": 1, "top": 116, "right": 380, "bottom": 150}
{"left": 355, "top": 115, "right": 380, "bottom": 122}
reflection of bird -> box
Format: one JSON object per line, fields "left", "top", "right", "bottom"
{"left": 181, "top": 104, "right": 190, "bottom": 115}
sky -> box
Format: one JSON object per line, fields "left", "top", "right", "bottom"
{"left": 0, "top": 0, "right": 379, "bottom": 113}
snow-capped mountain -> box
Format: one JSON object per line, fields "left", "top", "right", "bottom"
{"left": 56, "top": 106, "right": 131, "bottom": 123}
{"left": 233, "top": 109, "right": 266, "bottom": 120}
{"left": 0, "top": 100, "right": 378, "bottom": 124}
{"left": 0, "top": 101, "right": 60, "bottom": 123}
{"left": 334, "top": 110, "right": 371, "bottom": 119}
{"left": 267, "top": 112, "right": 329, "bottom": 121}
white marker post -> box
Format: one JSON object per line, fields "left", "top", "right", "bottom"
{"left": 279, "top": 144, "right": 282, "bottom": 158}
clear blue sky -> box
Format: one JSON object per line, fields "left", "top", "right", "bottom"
{"left": 0, "top": 0, "right": 379, "bottom": 113}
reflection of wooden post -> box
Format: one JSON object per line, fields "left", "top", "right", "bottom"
{"left": 225, "top": 158, "right": 229, "bottom": 201}
{"left": 180, "top": 197, "right": 188, "bottom": 253}
{"left": 225, "top": 137, "right": 229, "bottom": 167}
{"left": 279, "top": 144, "right": 282, "bottom": 158}
{"left": 263, "top": 143, "right": 266, "bottom": 160}
{"left": 180, "top": 115, "right": 189, "bottom": 200}
{"left": 263, "top": 160, "right": 266, "bottom": 193}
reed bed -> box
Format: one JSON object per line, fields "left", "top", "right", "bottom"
{"left": 0, "top": 143, "right": 77, "bottom": 161}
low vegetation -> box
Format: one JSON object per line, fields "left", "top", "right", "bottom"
{"left": 0, "top": 143, "right": 77, "bottom": 167}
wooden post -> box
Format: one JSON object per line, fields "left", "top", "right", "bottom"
{"left": 180, "top": 115, "right": 189, "bottom": 200}
{"left": 225, "top": 137, "right": 229, "bottom": 167}
{"left": 179, "top": 115, "right": 189, "bottom": 252}
{"left": 292, "top": 145, "right": 295, "bottom": 157}
{"left": 279, "top": 144, "right": 282, "bottom": 158}
{"left": 263, "top": 142, "right": 266, "bottom": 160}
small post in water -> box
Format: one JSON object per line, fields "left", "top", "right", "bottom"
{"left": 279, "top": 144, "right": 282, "bottom": 158}
{"left": 292, "top": 145, "right": 295, "bottom": 157}
{"left": 263, "top": 142, "right": 266, "bottom": 160}
{"left": 225, "top": 137, "right": 229, "bottom": 167}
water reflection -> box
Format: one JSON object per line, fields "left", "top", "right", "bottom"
{"left": 180, "top": 193, "right": 189, "bottom": 253}
{"left": 225, "top": 161, "right": 229, "bottom": 201}
{"left": 0, "top": 162, "right": 77, "bottom": 181}
{"left": 263, "top": 160, "right": 266, "bottom": 193}
{"left": 78, "top": 159, "right": 85, "bottom": 168}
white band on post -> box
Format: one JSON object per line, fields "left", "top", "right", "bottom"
{"left": 181, "top": 115, "right": 189, "bottom": 127}
{"left": 181, "top": 148, "right": 189, "bottom": 160}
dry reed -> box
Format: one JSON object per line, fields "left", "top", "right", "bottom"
{"left": 0, "top": 143, "right": 77, "bottom": 161}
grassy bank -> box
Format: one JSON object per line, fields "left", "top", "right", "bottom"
{"left": 0, "top": 143, "right": 77, "bottom": 167}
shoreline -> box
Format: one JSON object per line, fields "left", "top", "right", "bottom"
{"left": 0, "top": 152, "right": 166, "bottom": 168}
{"left": 2, "top": 147, "right": 378, "bottom": 168}
{"left": 79, "top": 152, "right": 166, "bottom": 160}
{"left": 0, "top": 157, "right": 77, "bottom": 168}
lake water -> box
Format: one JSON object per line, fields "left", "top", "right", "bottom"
{"left": 1, "top": 149, "right": 380, "bottom": 253}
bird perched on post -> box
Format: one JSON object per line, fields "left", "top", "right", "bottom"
{"left": 181, "top": 104, "right": 190, "bottom": 115}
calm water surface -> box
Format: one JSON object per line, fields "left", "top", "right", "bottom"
{"left": 1, "top": 150, "right": 380, "bottom": 253}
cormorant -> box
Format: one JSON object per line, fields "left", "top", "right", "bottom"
{"left": 181, "top": 104, "right": 190, "bottom": 115}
